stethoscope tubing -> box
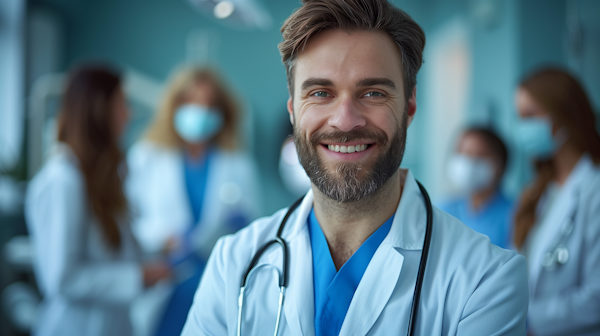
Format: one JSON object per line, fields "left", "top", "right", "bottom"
{"left": 238, "top": 182, "right": 432, "bottom": 336}
{"left": 407, "top": 181, "right": 433, "bottom": 336}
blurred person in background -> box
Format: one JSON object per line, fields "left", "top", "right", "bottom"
{"left": 440, "top": 127, "right": 513, "bottom": 248}
{"left": 126, "top": 66, "right": 260, "bottom": 336}
{"left": 513, "top": 68, "right": 600, "bottom": 336}
{"left": 25, "top": 65, "right": 170, "bottom": 336}
{"left": 279, "top": 135, "right": 311, "bottom": 197}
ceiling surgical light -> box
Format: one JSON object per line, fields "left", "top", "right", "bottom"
{"left": 184, "top": 0, "right": 272, "bottom": 30}
{"left": 214, "top": 1, "right": 235, "bottom": 19}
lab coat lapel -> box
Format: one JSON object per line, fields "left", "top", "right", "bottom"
{"left": 282, "top": 191, "right": 316, "bottom": 336}
{"left": 529, "top": 155, "right": 592, "bottom": 294}
{"left": 340, "top": 245, "right": 404, "bottom": 336}
{"left": 340, "top": 170, "right": 424, "bottom": 336}
{"left": 529, "top": 188, "right": 575, "bottom": 294}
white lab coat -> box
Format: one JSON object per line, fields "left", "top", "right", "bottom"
{"left": 524, "top": 154, "right": 600, "bottom": 336}
{"left": 182, "top": 169, "right": 529, "bottom": 336}
{"left": 25, "top": 144, "right": 143, "bottom": 336}
{"left": 126, "top": 140, "right": 261, "bottom": 258}
{"left": 126, "top": 140, "right": 261, "bottom": 336}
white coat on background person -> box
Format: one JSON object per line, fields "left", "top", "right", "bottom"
{"left": 524, "top": 154, "right": 600, "bottom": 336}
{"left": 26, "top": 145, "right": 142, "bottom": 336}
{"left": 126, "top": 66, "right": 260, "bottom": 336}
{"left": 513, "top": 68, "right": 600, "bottom": 336}
{"left": 125, "top": 66, "right": 260, "bottom": 261}
{"left": 127, "top": 140, "right": 260, "bottom": 259}
{"left": 181, "top": 170, "right": 529, "bottom": 335}
{"left": 25, "top": 66, "right": 170, "bottom": 336}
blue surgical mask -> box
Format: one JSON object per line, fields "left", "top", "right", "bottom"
{"left": 515, "top": 117, "right": 567, "bottom": 160}
{"left": 174, "top": 104, "right": 224, "bottom": 143}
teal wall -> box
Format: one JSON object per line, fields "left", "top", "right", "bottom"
{"left": 29, "top": 0, "right": 598, "bottom": 209}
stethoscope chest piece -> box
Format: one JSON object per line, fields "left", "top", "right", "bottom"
{"left": 542, "top": 218, "right": 574, "bottom": 271}
{"left": 542, "top": 246, "right": 569, "bottom": 271}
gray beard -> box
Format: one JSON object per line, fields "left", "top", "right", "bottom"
{"left": 294, "top": 113, "right": 407, "bottom": 203}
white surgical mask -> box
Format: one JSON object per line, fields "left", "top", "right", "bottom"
{"left": 514, "top": 117, "right": 568, "bottom": 160}
{"left": 174, "top": 104, "right": 223, "bottom": 143}
{"left": 279, "top": 140, "right": 311, "bottom": 197}
{"left": 448, "top": 154, "right": 495, "bottom": 194}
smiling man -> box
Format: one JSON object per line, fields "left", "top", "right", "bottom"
{"left": 181, "top": 1, "right": 528, "bottom": 335}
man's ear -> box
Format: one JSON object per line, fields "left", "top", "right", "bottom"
{"left": 406, "top": 87, "right": 417, "bottom": 127}
{"left": 287, "top": 96, "right": 294, "bottom": 125}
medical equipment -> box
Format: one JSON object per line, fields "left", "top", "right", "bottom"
{"left": 237, "top": 181, "right": 433, "bottom": 336}
{"left": 542, "top": 216, "right": 574, "bottom": 271}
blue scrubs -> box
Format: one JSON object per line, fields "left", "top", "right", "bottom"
{"left": 155, "top": 148, "right": 213, "bottom": 336}
{"left": 184, "top": 148, "right": 213, "bottom": 224}
{"left": 308, "top": 209, "right": 393, "bottom": 336}
{"left": 438, "top": 192, "right": 513, "bottom": 248}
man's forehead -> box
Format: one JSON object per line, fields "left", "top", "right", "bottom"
{"left": 293, "top": 29, "right": 404, "bottom": 88}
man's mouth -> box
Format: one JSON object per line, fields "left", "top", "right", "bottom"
{"left": 324, "top": 144, "right": 372, "bottom": 153}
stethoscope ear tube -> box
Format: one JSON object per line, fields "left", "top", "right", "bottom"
{"left": 238, "top": 184, "right": 432, "bottom": 336}
{"left": 241, "top": 196, "right": 303, "bottom": 288}
{"left": 407, "top": 181, "right": 433, "bottom": 336}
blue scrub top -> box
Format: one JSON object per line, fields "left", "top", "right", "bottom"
{"left": 183, "top": 147, "right": 213, "bottom": 225}
{"left": 156, "top": 148, "right": 214, "bottom": 336}
{"left": 438, "top": 191, "right": 513, "bottom": 248}
{"left": 308, "top": 209, "right": 393, "bottom": 336}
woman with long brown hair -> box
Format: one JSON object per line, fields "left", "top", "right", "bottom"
{"left": 513, "top": 68, "right": 600, "bottom": 336}
{"left": 25, "top": 65, "right": 169, "bottom": 336}
{"left": 126, "top": 66, "right": 260, "bottom": 336}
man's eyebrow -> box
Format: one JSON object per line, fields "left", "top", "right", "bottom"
{"left": 356, "top": 78, "right": 396, "bottom": 90}
{"left": 301, "top": 78, "right": 334, "bottom": 91}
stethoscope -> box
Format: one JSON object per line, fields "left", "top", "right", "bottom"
{"left": 541, "top": 215, "right": 575, "bottom": 271}
{"left": 540, "top": 190, "right": 579, "bottom": 272}
{"left": 237, "top": 181, "right": 433, "bottom": 336}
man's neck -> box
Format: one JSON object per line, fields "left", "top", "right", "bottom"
{"left": 312, "top": 170, "right": 403, "bottom": 270}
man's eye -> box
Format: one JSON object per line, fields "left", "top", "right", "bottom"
{"left": 312, "top": 91, "right": 330, "bottom": 98}
{"left": 364, "top": 91, "right": 385, "bottom": 97}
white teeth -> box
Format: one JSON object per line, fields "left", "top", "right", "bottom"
{"left": 327, "top": 144, "right": 368, "bottom": 153}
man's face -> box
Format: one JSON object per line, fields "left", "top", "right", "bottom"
{"left": 288, "top": 29, "right": 417, "bottom": 202}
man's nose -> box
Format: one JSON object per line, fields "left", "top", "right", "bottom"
{"left": 327, "top": 96, "right": 366, "bottom": 132}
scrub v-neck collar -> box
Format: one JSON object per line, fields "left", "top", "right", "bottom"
{"left": 308, "top": 208, "right": 394, "bottom": 336}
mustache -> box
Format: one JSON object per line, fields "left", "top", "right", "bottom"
{"left": 304, "top": 129, "right": 389, "bottom": 147}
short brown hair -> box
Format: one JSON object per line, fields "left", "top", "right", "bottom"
{"left": 278, "top": 0, "right": 425, "bottom": 100}
{"left": 145, "top": 66, "right": 241, "bottom": 150}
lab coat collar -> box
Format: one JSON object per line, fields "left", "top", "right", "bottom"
{"left": 385, "top": 169, "right": 427, "bottom": 250}
{"left": 51, "top": 142, "right": 79, "bottom": 165}
{"left": 278, "top": 192, "right": 316, "bottom": 336}
{"left": 278, "top": 168, "right": 425, "bottom": 336}
{"left": 282, "top": 169, "right": 426, "bottom": 251}
{"left": 564, "top": 153, "right": 596, "bottom": 194}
